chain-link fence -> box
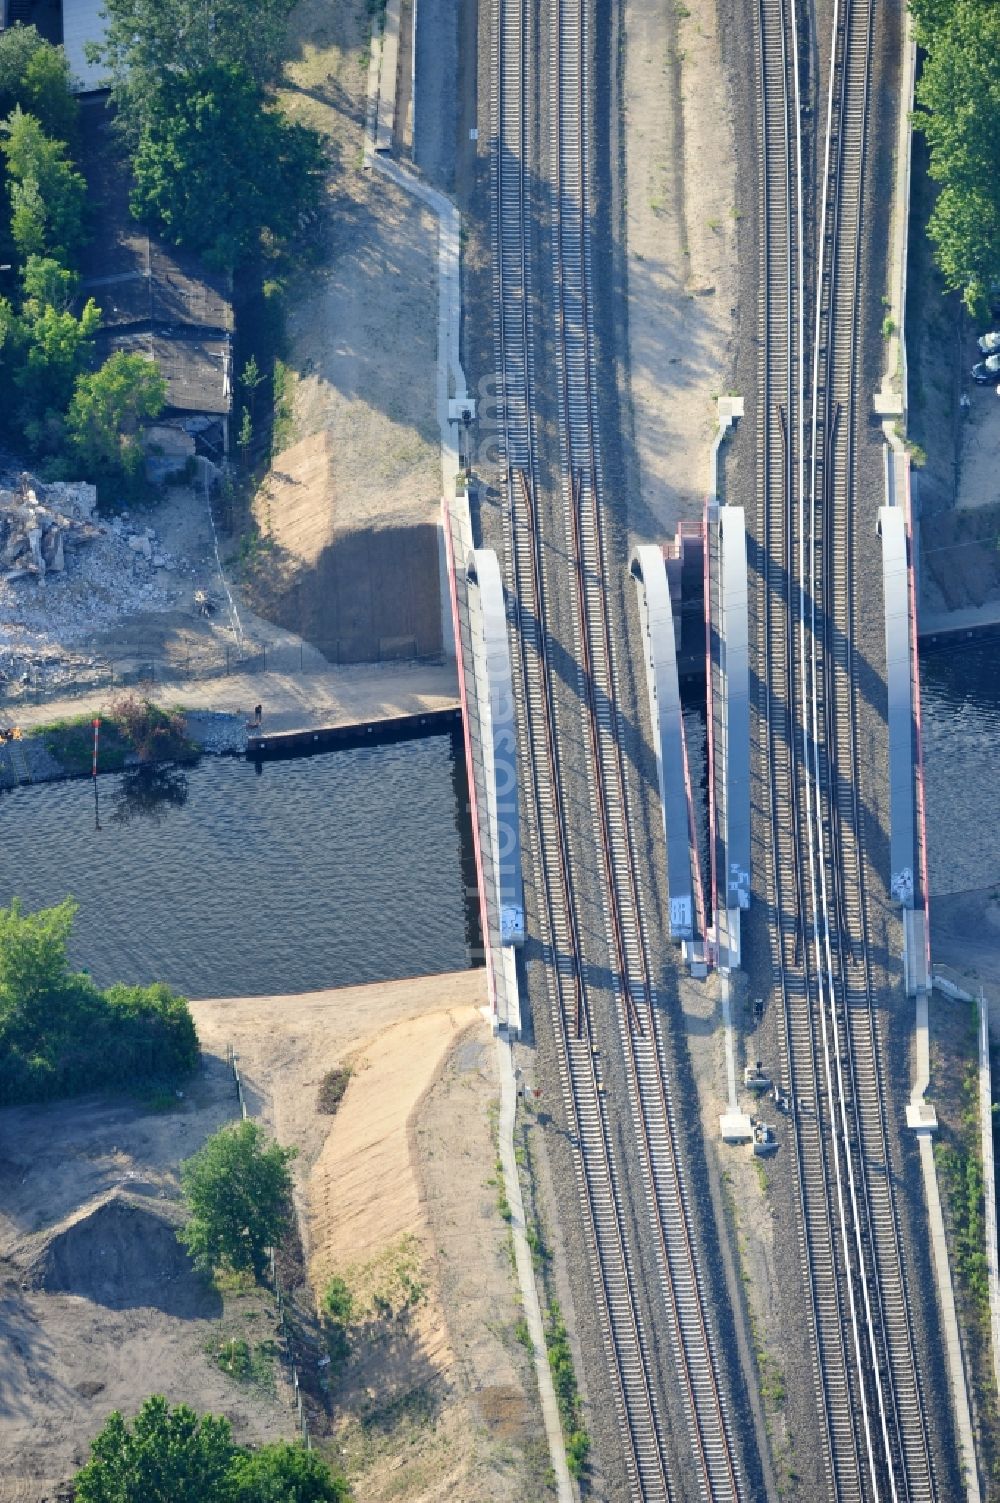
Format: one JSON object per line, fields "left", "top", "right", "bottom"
{"left": 227, "top": 1045, "right": 315, "bottom": 1451}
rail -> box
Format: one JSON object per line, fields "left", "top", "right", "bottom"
{"left": 756, "top": 0, "right": 940, "bottom": 1492}
{"left": 492, "top": 0, "right": 753, "bottom": 1490}
{"left": 494, "top": 0, "right": 671, "bottom": 1491}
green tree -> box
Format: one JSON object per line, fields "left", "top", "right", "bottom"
{"left": 237, "top": 406, "right": 253, "bottom": 467}
{"left": 0, "top": 25, "right": 78, "bottom": 142}
{"left": 913, "top": 0, "right": 1000, "bottom": 311}
{"left": 15, "top": 293, "right": 101, "bottom": 440}
{"left": 0, "top": 896, "right": 77, "bottom": 1013}
{"left": 910, "top": 0, "right": 962, "bottom": 43}
{"left": 179, "top": 1120, "right": 297, "bottom": 1279}
{"left": 128, "top": 64, "right": 324, "bottom": 270}
{"left": 230, "top": 1442, "right": 349, "bottom": 1503}
{"left": 65, "top": 351, "right": 167, "bottom": 487}
{"left": 21, "top": 252, "right": 79, "bottom": 310}
{"left": 73, "top": 1397, "right": 235, "bottom": 1503}
{"left": 94, "top": 0, "right": 296, "bottom": 130}
{"left": 239, "top": 354, "right": 264, "bottom": 418}
{"left": 1, "top": 108, "right": 87, "bottom": 265}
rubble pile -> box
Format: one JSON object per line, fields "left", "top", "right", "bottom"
{"left": 0, "top": 470, "right": 209, "bottom": 694}
{"left": 0, "top": 477, "right": 101, "bottom": 582}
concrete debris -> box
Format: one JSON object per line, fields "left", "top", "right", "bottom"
{"left": 0, "top": 475, "right": 101, "bottom": 583}
{"left": 0, "top": 469, "right": 191, "bottom": 694}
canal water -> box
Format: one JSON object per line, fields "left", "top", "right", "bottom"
{"left": 2, "top": 632, "right": 992, "bottom": 992}
{"left": 0, "top": 733, "right": 479, "bottom": 998}
{"left": 919, "top": 629, "right": 1000, "bottom": 896}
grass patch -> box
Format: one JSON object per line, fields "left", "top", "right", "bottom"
{"left": 323, "top": 1234, "right": 427, "bottom": 1366}
{"left": 935, "top": 1051, "right": 989, "bottom": 1321}
{"left": 545, "top": 1301, "right": 590, "bottom": 1479}
{"left": 133, "top": 1083, "right": 185, "bottom": 1113}
{"left": 272, "top": 358, "right": 296, "bottom": 452}
{"left": 758, "top": 1347, "right": 786, "bottom": 1406}
{"left": 513, "top": 1316, "right": 533, "bottom": 1353}
{"left": 207, "top": 1334, "right": 278, "bottom": 1391}
{"left": 493, "top": 1156, "right": 513, "bottom": 1222}
{"left": 317, "top": 1065, "right": 352, "bottom": 1115}
{"left": 360, "top": 1385, "right": 436, "bottom": 1435}
{"left": 211, "top": 1267, "right": 257, "bottom": 1296}
{"left": 37, "top": 697, "right": 198, "bottom": 776}
{"left": 933, "top": 999, "right": 1000, "bottom": 1489}
{"left": 39, "top": 714, "right": 132, "bottom": 775}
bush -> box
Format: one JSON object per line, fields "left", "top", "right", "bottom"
{"left": 73, "top": 1397, "right": 348, "bottom": 1502}
{"left": 321, "top": 1275, "right": 353, "bottom": 1365}
{"left": 0, "top": 898, "right": 198, "bottom": 1107}
{"left": 230, "top": 1440, "right": 349, "bottom": 1502}
{"left": 545, "top": 1301, "right": 590, "bottom": 1479}
{"left": 108, "top": 693, "right": 193, "bottom": 763}
{"left": 317, "top": 1065, "right": 351, "bottom": 1115}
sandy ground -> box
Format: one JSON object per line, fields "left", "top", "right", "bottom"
{"left": 245, "top": 0, "right": 445, "bottom": 659}
{"left": 624, "top": 0, "right": 738, "bottom": 537}
{"left": 9, "top": 659, "right": 458, "bottom": 738}
{"left": 0, "top": 1052, "right": 293, "bottom": 1500}
{"left": 194, "top": 973, "right": 548, "bottom": 1502}
{"left": 0, "top": 971, "right": 544, "bottom": 1502}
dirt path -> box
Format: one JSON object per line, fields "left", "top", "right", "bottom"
{"left": 624, "top": 0, "right": 738, "bottom": 537}
{"left": 245, "top": 0, "right": 446, "bottom": 660}
{"left": 10, "top": 659, "right": 459, "bottom": 738}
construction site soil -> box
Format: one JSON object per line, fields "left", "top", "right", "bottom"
{"left": 0, "top": 974, "right": 548, "bottom": 1503}
{"left": 244, "top": 0, "right": 446, "bottom": 664}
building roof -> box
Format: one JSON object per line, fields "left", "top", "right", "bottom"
{"left": 98, "top": 331, "right": 233, "bottom": 416}
{"left": 76, "top": 97, "right": 233, "bottom": 419}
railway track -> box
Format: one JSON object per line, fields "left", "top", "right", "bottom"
{"left": 494, "top": 0, "right": 673, "bottom": 1495}
{"left": 492, "top": 0, "right": 753, "bottom": 1494}
{"left": 492, "top": 0, "right": 942, "bottom": 1489}
{"left": 757, "top": 0, "right": 941, "bottom": 1495}
{"left": 756, "top": 1, "right": 868, "bottom": 1493}
{"left": 811, "top": 0, "right": 937, "bottom": 1494}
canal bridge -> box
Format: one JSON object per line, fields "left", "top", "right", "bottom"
{"left": 434, "top": 0, "right": 964, "bottom": 1496}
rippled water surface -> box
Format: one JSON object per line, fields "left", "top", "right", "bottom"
{"left": 1, "top": 735, "right": 475, "bottom": 997}
{"left": 920, "top": 631, "right": 1000, "bottom": 895}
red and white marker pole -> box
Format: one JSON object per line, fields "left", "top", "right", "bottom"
{"left": 92, "top": 716, "right": 100, "bottom": 777}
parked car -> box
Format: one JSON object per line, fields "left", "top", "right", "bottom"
{"left": 977, "top": 331, "right": 1000, "bottom": 354}
{"left": 971, "top": 354, "right": 1000, "bottom": 384}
